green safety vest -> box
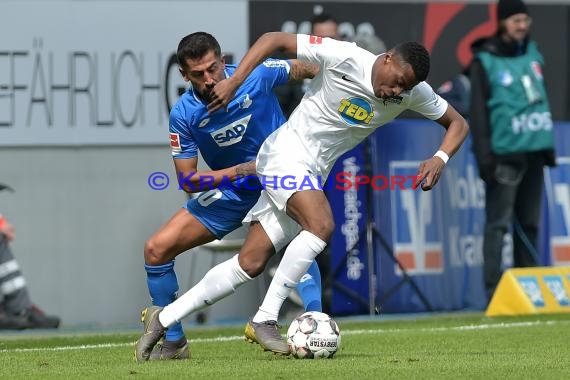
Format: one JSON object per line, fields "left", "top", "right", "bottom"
{"left": 477, "top": 41, "right": 554, "bottom": 155}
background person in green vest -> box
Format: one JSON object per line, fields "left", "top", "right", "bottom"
{"left": 469, "top": 0, "right": 556, "bottom": 302}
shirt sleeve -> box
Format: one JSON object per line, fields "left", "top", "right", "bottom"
{"left": 254, "top": 58, "right": 291, "bottom": 93}
{"left": 296, "top": 34, "right": 354, "bottom": 70}
{"left": 407, "top": 81, "right": 448, "bottom": 120}
{"left": 169, "top": 106, "right": 198, "bottom": 159}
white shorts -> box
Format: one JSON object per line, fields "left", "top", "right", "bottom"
{"left": 243, "top": 191, "right": 301, "bottom": 252}
{"left": 247, "top": 124, "right": 327, "bottom": 252}
{"left": 256, "top": 124, "right": 325, "bottom": 212}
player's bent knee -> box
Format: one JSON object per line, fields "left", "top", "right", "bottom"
{"left": 237, "top": 254, "right": 269, "bottom": 278}
{"left": 144, "top": 238, "right": 171, "bottom": 266}
{"left": 323, "top": 218, "right": 335, "bottom": 241}
{"left": 306, "top": 218, "right": 335, "bottom": 243}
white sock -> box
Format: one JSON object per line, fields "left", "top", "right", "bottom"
{"left": 159, "top": 254, "right": 251, "bottom": 327}
{"left": 253, "top": 231, "right": 326, "bottom": 323}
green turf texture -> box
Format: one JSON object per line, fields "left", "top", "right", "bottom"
{"left": 1, "top": 313, "right": 568, "bottom": 379}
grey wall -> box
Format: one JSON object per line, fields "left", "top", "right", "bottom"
{"left": 0, "top": 0, "right": 261, "bottom": 328}
{"left": 0, "top": 146, "right": 265, "bottom": 327}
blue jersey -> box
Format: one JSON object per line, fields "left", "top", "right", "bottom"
{"left": 169, "top": 59, "right": 291, "bottom": 238}
{"left": 169, "top": 60, "right": 290, "bottom": 169}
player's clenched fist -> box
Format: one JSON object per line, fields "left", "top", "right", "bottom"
{"left": 207, "top": 77, "right": 240, "bottom": 113}
{"left": 416, "top": 156, "right": 446, "bottom": 191}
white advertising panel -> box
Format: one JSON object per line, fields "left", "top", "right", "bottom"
{"left": 0, "top": 0, "right": 247, "bottom": 145}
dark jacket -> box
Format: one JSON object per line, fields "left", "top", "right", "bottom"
{"left": 469, "top": 34, "right": 556, "bottom": 182}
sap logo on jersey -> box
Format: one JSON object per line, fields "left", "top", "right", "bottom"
{"left": 338, "top": 97, "right": 374, "bottom": 126}
{"left": 211, "top": 115, "right": 252, "bottom": 147}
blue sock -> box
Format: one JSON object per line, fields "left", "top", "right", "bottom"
{"left": 145, "top": 261, "right": 184, "bottom": 341}
{"left": 297, "top": 260, "right": 322, "bottom": 312}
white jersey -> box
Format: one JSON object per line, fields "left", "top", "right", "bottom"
{"left": 260, "top": 34, "right": 448, "bottom": 179}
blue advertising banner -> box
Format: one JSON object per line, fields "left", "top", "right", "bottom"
{"left": 329, "top": 121, "right": 570, "bottom": 314}
{"left": 327, "top": 144, "right": 370, "bottom": 315}
{"left": 545, "top": 123, "right": 570, "bottom": 266}
{"left": 371, "top": 120, "right": 486, "bottom": 312}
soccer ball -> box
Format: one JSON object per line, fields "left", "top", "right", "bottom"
{"left": 286, "top": 311, "right": 341, "bottom": 359}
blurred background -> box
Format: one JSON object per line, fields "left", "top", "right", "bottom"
{"left": 1, "top": 0, "right": 568, "bottom": 328}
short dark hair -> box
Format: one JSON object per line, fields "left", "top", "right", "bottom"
{"left": 311, "top": 13, "right": 338, "bottom": 29}
{"left": 392, "top": 42, "right": 430, "bottom": 82}
{"left": 177, "top": 32, "right": 221, "bottom": 68}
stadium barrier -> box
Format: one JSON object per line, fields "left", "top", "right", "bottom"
{"left": 486, "top": 267, "right": 570, "bottom": 316}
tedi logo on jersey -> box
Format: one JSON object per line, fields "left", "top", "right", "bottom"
{"left": 338, "top": 97, "right": 374, "bottom": 126}
{"left": 211, "top": 114, "right": 252, "bottom": 147}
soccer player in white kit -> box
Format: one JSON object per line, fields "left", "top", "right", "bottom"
{"left": 136, "top": 32, "right": 469, "bottom": 357}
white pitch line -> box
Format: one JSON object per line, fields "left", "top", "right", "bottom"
{"left": 1, "top": 319, "right": 566, "bottom": 353}
{"left": 0, "top": 336, "right": 244, "bottom": 353}
{"left": 346, "top": 320, "right": 565, "bottom": 334}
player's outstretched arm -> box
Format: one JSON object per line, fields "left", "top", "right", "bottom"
{"left": 434, "top": 104, "right": 470, "bottom": 158}
{"left": 417, "top": 104, "right": 469, "bottom": 191}
{"left": 208, "top": 32, "right": 298, "bottom": 114}
{"left": 173, "top": 157, "right": 256, "bottom": 193}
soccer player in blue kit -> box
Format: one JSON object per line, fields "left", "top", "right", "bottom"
{"left": 138, "top": 32, "right": 322, "bottom": 361}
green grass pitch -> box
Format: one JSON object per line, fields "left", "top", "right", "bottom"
{"left": 1, "top": 312, "right": 569, "bottom": 379}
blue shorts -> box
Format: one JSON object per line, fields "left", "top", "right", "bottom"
{"left": 185, "top": 186, "right": 261, "bottom": 239}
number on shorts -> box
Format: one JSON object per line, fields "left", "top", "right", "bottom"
{"left": 197, "top": 189, "right": 223, "bottom": 207}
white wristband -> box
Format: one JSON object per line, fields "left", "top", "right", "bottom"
{"left": 433, "top": 150, "right": 449, "bottom": 164}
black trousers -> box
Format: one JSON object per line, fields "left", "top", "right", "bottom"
{"left": 483, "top": 158, "right": 544, "bottom": 299}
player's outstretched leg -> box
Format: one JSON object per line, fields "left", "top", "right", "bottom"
{"left": 247, "top": 231, "right": 326, "bottom": 354}
{"left": 134, "top": 306, "right": 166, "bottom": 362}
{"left": 244, "top": 319, "right": 289, "bottom": 355}
{"left": 243, "top": 260, "right": 321, "bottom": 355}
